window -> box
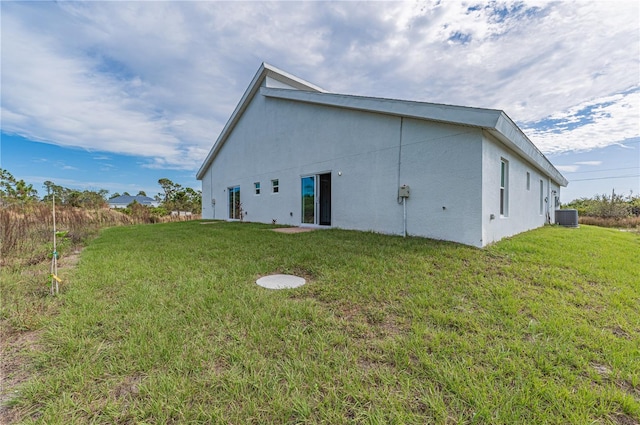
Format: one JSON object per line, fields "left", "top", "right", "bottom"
{"left": 539, "top": 180, "right": 544, "bottom": 215}
{"left": 526, "top": 172, "right": 531, "bottom": 190}
{"left": 228, "top": 186, "right": 241, "bottom": 219}
{"left": 500, "top": 159, "right": 509, "bottom": 216}
{"left": 272, "top": 179, "right": 279, "bottom": 193}
{"left": 254, "top": 182, "right": 260, "bottom": 195}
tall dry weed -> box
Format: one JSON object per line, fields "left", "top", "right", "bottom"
{"left": 1, "top": 204, "right": 199, "bottom": 267}
{"left": 0, "top": 207, "right": 22, "bottom": 256}
{"left": 579, "top": 215, "right": 640, "bottom": 229}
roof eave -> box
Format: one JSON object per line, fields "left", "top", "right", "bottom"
{"left": 260, "top": 87, "right": 503, "bottom": 128}
{"left": 490, "top": 113, "right": 568, "bottom": 186}
{"left": 263, "top": 63, "right": 327, "bottom": 93}
{"left": 197, "top": 65, "right": 568, "bottom": 188}
{"left": 262, "top": 88, "right": 568, "bottom": 187}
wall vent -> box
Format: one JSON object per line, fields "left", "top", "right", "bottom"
{"left": 555, "top": 209, "right": 579, "bottom": 227}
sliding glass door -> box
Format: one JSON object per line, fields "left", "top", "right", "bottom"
{"left": 301, "top": 176, "right": 315, "bottom": 224}
{"left": 228, "top": 186, "right": 240, "bottom": 219}
{"left": 301, "top": 173, "right": 331, "bottom": 225}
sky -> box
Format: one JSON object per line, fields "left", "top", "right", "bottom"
{"left": 1, "top": 1, "right": 638, "bottom": 202}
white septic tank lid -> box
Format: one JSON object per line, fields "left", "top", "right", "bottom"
{"left": 256, "top": 274, "right": 306, "bottom": 289}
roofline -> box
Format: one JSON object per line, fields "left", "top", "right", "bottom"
{"left": 197, "top": 64, "right": 567, "bottom": 187}
{"left": 260, "top": 88, "right": 568, "bottom": 186}
{"left": 262, "top": 87, "right": 503, "bottom": 127}
{"left": 196, "top": 63, "right": 325, "bottom": 179}
{"left": 263, "top": 63, "right": 327, "bottom": 93}
{"left": 490, "top": 114, "right": 568, "bottom": 186}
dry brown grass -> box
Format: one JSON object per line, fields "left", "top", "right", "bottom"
{"left": 579, "top": 215, "right": 640, "bottom": 230}
{"left": 0, "top": 204, "right": 200, "bottom": 268}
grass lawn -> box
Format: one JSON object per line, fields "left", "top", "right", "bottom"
{"left": 4, "top": 222, "right": 639, "bottom": 424}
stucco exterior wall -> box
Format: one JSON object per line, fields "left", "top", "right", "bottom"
{"left": 202, "top": 90, "right": 404, "bottom": 231}
{"left": 481, "top": 132, "right": 558, "bottom": 245}
{"left": 201, "top": 89, "right": 489, "bottom": 245}
{"left": 201, "top": 85, "right": 561, "bottom": 247}
{"left": 399, "top": 118, "right": 484, "bottom": 246}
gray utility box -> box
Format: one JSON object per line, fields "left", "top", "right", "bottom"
{"left": 555, "top": 209, "right": 579, "bottom": 227}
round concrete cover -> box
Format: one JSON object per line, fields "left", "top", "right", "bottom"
{"left": 256, "top": 274, "right": 306, "bottom": 289}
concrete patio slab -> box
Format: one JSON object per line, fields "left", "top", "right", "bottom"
{"left": 272, "top": 227, "right": 317, "bottom": 233}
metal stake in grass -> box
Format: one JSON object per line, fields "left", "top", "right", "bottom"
{"left": 50, "top": 193, "right": 60, "bottom": 295}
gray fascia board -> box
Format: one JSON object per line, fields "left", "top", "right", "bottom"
{"left": 196, "top": 64, "right": 325, "bottom": 180}
{"left": 196, "top": 65, "right": 266, "bottom": 180}
{"left": 263, "top": 63, "right": 327, "bottom": 92}
{"left": 491, "top": 114, "right": 568, "bottom": 186}
{"left": 262, "top": 87, "right": 568, "bottom": 187}
{"left": 261, "top": 87, "right": 502, "bottom": 128}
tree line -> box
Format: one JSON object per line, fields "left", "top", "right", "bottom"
{"left": 0, "top": 168, "right": 201, "bottom": 214}
{"left": 563, "top": 190, "right": 640, "bottom": 218}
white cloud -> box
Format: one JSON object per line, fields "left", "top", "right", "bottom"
{"left": 575, "top": 161, "right": 603, "bottom": 166}
{"left": 1, "top": 0, "right": 639, "bottom": 171}
{"left": 2, "top": 2, "right": 216, "bottom": 170}
{"left": 523, "top": 90, "right": 640, "bottom": 154}
{"left": 4, "top": 14, "right": 176, "bottom": 150}
{"left": 555, "top": 160, "right": 604, "bottom": 173}
{"left": 555, "top": 165, "right": 579, "bottom": 173}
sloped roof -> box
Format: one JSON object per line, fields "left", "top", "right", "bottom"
{"left": 197, "top": 63, "right": 324, "bottom": 180}
{"left": 197, "top": 63, "right": 567, "bottom": 187}
{"left": 108, "top": 195, "right": 156, "bottom": 206}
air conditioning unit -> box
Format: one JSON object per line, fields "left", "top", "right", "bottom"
{"left": 555, "top": 209, "right": 579, "bottom": 227}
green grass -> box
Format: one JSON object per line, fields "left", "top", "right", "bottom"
{"left": 5, "top": 222, "right": 640, "bottom": 424}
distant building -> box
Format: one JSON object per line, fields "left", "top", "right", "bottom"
{"left": 108, "top": 195, "right": 159, "bottom": 209}
{"left": 197, "top": 63, "right": 568, "bottom": 247}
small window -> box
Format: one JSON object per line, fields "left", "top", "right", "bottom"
{"left": 526, "top": 172, "right": 531, "bottom": 191}
{"left": 272, "top": 179, "right": 279, "bottom": 194}
{"left": 254, "top": 182, "right": 260, "bottom": 195}
{"left": 500, "top": 159, "right": 509, "bottom": 216}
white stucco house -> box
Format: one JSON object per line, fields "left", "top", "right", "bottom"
{"left": 197, "top": 63, "right": 568, "bottom": 247}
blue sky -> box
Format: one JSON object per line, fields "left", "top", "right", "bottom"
{"left": 1, "top": 1, "right": 638, "bottom": 202}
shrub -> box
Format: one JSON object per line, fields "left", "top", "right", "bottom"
{"left": 564, "top": 191, "right": 637, "bottom": 218}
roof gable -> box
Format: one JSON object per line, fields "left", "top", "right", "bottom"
{"left": 197, "top": 64, "right": 567, "bottom": 187}
{"left": 196, "top": 63, "right": 325, "bottom": 179}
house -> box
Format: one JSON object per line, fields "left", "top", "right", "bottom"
{"left": 197, "top": 63, "right": 568, "bottom": 247}
{"left": 108, "top": 195, "right": 159, "bottom": 209}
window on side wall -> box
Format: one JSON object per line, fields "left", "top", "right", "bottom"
{"left": 272, "top": 179, "right": 279, "bottom": 194}
{"left": 526, "top": 172, "right": 531, "bottom": 191}
{"left": 254, "top": 182, "right": 260, "bottom": 195}
{"left": 500, "top": 159, "right": 509, "bottom": 216}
